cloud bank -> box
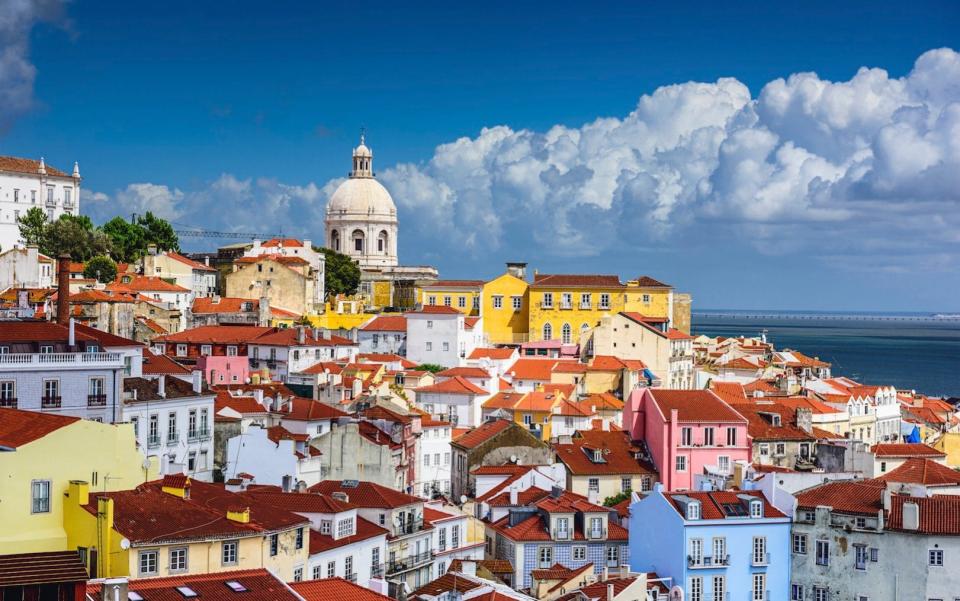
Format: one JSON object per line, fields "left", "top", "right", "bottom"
{"left": 87, "top": 48, "right": 960, "bottom": 275}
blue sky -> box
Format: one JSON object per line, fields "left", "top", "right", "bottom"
{"left": 3, "top": 1, "right": 959, "bottom": 311}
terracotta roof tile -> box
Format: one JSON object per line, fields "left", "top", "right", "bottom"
{"left": 872, "top": 443, "right": 945, "bottom": 458}
{"left": 648, "top": 389, "right": 748, "bottom": 423}
{"left": 505, "top": 358, "right": 560, "bottom": 381}
{"left": 167, "top": 251, "right": 217, "bottom": 271}
{"left": 451, "top": 419, "right": 515, "bottom": 450}
{"left": 308, "top": 480, "right": 422, "bottom": 509}
{"left": 630, "top": 275, "right": 671, "bottom": 288}
{"left": 0, "top": 551, "right": 88, "bottom": 587}
{"left": 86, "top": 568, "right": 302, "bottom": 601}
{"left": 307, "top": 518, "right": 389, "bottom": 554}
{"left": 665, "top": 489, "right": 787, "bottom": 520}
{"left": 108, "top": 275, "right": 190, "bottom": 293}
{"left": 876, "top": 458, "right": 960, "bottom": 486}
{"left": 292, "top": 577, "right": 394, "bottom": 601}
{"left": 156, "top": 325, "right": 273, "bottom": 344}
{"left": 0, "top": 408, "right": 78, "bottom": 449}
{"left": 553, "top": 430, "right": 656, "bottom": 476}
{"left": 192, "top": 297, "right": 260, "bottom": 314}
{"left": 361, "top": 314, "right": 407, "bottom": 331}
{"left": 423, "top": 280, "right": 485, "bottom": 288}
{"left": 415, "top": 376, "right": 487, "bottom": 395}
{"left": 142, "top": 350, "right": 191, "bottom": 375}
{"left": 468, "top": 348, "right": 517, "bottom": 360}
{"left": 0, "top": 156, "right": 69, "bottom": 177}
{"left": 795, "top": 480, "right": 886, "bottom": 515}
{"left": 437, "top": 366, "right": 491, "bottom": 378}
{"left": 408, "top": 305, "right": 463, "bottom": 315}
{"left": 261, "top": 238, "right": 304, "bottom": 248}
{"left": 532, "top": 274, "right": 623, "bottom": 287}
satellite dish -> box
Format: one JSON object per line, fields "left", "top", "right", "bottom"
{"left": 120, "top": 538, "right": 131, "bottom": 550}
{"left": 510, "top": 454, "right": 518, "bottom": 463}
{"left": 142, "top": 458, "right": 152, "bottom": 470}
{"left": 460, "top": 495, "right": 468, "bottom": 504}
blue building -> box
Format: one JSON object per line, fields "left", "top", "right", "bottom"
{"left": 629, "top": 484, "right": 791, "bottom": 601}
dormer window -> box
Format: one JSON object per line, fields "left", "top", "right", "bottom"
{"left": 750, "top": 500, "right": 763, "bottom": 518}
{"left": 687, "top": 502, "right": 701, "bottom": 520}
{"left": 593, "top": 449, "right": 603, "bottom": 462}
{"left": 771, "top": 414, "right": 781, "bottom": 426}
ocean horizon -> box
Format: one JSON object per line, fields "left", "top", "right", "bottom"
{"left": 692, "top": 310, "right": 960, "bottom": 398}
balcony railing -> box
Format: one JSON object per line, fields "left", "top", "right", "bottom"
{"left": 748, "top": 591, "right": 769, "bottom": 601}
{"left": 0, "top": 352, "right": 123, "bottom": 369}
{"left": 41, "top": 396, "right": 62, "bottom": 408}
{"left": 45, "top": 198, "right": 57, "bottom": 208}
{"left": 147, "top": 435, "right": 161, "bottom": 448}
{"left": 386, "top": 551, "right": 432, "bottom": 575}
{"left": 371, "top": 564, "right": 384, "bottom": 578}
{"left": 552, "top": 528, "right": 571, "bottom": 540}
{"left": 687, "top": 555, "right": 730, "bottom": 568}
{"left": 587, "top": 528, "right": 607, "bottom": 540}
{"left": 394, "top": 519, "right": 424, "bottom": 537}
{"left": 0, "top": 397, "right": 17, "bottom": 408}
{"left": 167, "top": 432, "right": 179, "bottom": 445}
{"left": 87, "top": 394, "right": 107, "bottom": 407}
{"left": 751, "top": 553, "right": 770, "bottom": 567}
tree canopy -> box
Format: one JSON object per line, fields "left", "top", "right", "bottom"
{"left": 83, "top": 256, "right": 118, "bottom": 283}
{"left": 316, "top": 246, "right": 361, "bottom": 298}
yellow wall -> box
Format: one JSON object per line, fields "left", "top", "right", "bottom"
{"left": 583, "top": 370, "right": 621, "bottom": 395}
{"left": 306, "top": 310, "right": 378, "bottom": 330}
{"left": 527, "top": 287, "right": 624, "bottom": 345}
{"left": 64, "top": 482, "right": 309, "bottom": 581}
{"left": 481, "top": 274, "right": 530, "bottom": 345}
{"left": 623, "top": 284, "right": 673, "bottom": 321}
{"left": 511, "top": 409, "right": 553, "bottom": 440}
{"left": 932, "top": 433, "right": 960, "bottom": 467}
{"left": 0, "top": 420, "right": 153, "bottom": 555}
{"left": 418, "top": 287, "right": 482, "bottom": 316}
{"left": 225, "top": 258, "right": 316, "bottom": 315}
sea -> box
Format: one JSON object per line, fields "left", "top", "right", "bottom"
{"left": 691, "top": 310, "right": 960, "bottom": 398}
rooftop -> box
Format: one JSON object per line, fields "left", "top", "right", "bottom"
{"left": 308, "top": 480, "right": 422, "bottom": 509}
{"left": 0, "top": 408, "right": 78, "bottom": 449}
{"left": 648, "top": 389, "right": 747, "bottom": 423}
{"left": 86, "top": 568, "right": 301, "bottom": 601}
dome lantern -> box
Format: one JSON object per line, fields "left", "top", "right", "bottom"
{"left": 351, "top": 131, "right": 373, "bottom": 178}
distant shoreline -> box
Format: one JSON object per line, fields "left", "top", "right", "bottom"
{"left": 693, "top": 310, "right": 960, "bottom": 322}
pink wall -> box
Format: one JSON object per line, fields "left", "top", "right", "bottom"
{"left": 197, "top": 355, "right": 250, "bottom": 386}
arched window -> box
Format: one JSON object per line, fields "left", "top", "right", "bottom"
{"left": 330, "top": 230, "right": 340, "bottom": 252}
{"left": 378, "top": 230, "right": 389, "bottom": 254}
{"left": 542, "top": 323, "right": 552, "bottom": 341}
{"left": 352, "top": 229, "right": 365, "bottom": 253}
{"left": 561, "top": 323, "right": 572, "bottom": 344}
{"left": 580, "top": 323, "right": 590, "bottom": 336}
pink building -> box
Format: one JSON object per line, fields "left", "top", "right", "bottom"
{"left": 196, "top": 355, "right": 250, "bottom": 386}
{"left": 624, "top": 388, "right": 750, "bottom": 491}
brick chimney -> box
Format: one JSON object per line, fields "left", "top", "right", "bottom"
{"left": 57, "top": 253, "right": 71, "bottom": 324}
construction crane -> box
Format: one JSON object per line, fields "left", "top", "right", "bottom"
{"left": 171, "top": 222, "right": 284, "bottom": 240}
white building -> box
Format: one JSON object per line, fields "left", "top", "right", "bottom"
{"left": 122, "top": 374, "right": 216, "bottom": 481}
{"left": 248, "top": 326, "right": 358, "bottom": 381}
{"left": 325, "top": 136, "right": 399, "bottom": 269}
{"left": 406, "top": 306, "right": 483, "bottom": 368}
{"left": 0, "top": 156, "right": 81, "bottom": 252}
{"left": 424, "top": 503, "right": 484, "bottom": 575}
{"left": 224, "top": 424, "right": 323, "bottom": 487}
{"left": 0, "top": 320, "right": 126, "bottom": 422}
{"left": 0, "top": 246, "right": 54, "bottom": 290}
{"left": 108, "top": 274, "right": 192, "bottom": 332}
{"left": 358, "top": 314, "right": 407, "bottom": 355}
{"left": 243, "top": 238, "right": 325, "bottom": 306}
{"left": 414, "top": 377, "right": 489, "bottom": 429}
{"left": 142, "top": 250, "right": 219, "bottom": 298}
{"left": 417, "top": 415, "right": 454, "bottom": 498}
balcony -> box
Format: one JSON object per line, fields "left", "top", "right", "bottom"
{"left": 344, "top": 572, "right": 357, "bottom": 583}
{"left": 386, "top": 551, "right": 432, "bottom": 575}
{"left": 370, "top": 564, "right": 384, "bottom": 579}
{"left": 0, "top": 352, "right": 123, "bottom": 370}
{"left": 167, "top": 431, "right": 179, "bottom": 446}
{"left": 45, "top": 197, "right": 57, "bottom": 208}
{"left": 147, "top": 435, "right": 161, "bottom": 449}
{"left": 587, "top": 528, "right": 607, "bottom": 540}
{"left": 751, "top": 553, "right": 770, "bottom": 567}
{"left": 41, "top": 396, "right": 62, "bottom": 409}
{"left": 87, "top": 394, "right": 107, "bottom": 407}
{"left": 199, "top": 428, "right": 211, "bottom": 441}
{"left": 747, "top": 592, "right": 769, "bottom": 601}
{"left": 552, "top": 528, "right": 571, "bottom": 541}
{"left": 687, "top": 555, "right": 730, "bottom": 568}
{"left": 559, "top": 302, "right": 573, "bottom": 310}
{"left": 394, "top": 519, "right": 424, "bottom": 537}
{"left": 0, "top": 397, "right": 17, "bottom": 408}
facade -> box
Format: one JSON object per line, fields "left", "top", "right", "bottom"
{"left": 625, "top": 389, "right": 750, "bottom": 491}
{"left": 190, "top": 296, "right": 271, "bottom": 327}
{"left": 481, "top": 265, "right": 531, "bottom": 345}
{"left": 417, "top": 415, "right": 454, "bottom": 498}
{"left": 247, "top": 326, "right": 357, "bottom": 381}
{"left": 425, "top": 504, "right": 485, "bottom": 575}
{"left": 735, "top": 403, "right": 818, "bottom": 470}
{"left": 0, "top": 320, "right": 127, "bottom": 422}
{"left": 792, "top": 479, "right": 960, "bottom": 600}
{"left": 108, "top": 274, "right": 192, "bottom": 332}
{"left": 122, "top": 376, "right": 217, "bottom": 481}
{"left": 406, "top": 305, "right": 483, "bottom": 368}
{"left": 0, "top": 408, "right": 153, "bottom": 554}
{"left": 553, "top": 429, "right": 657, "bottom": 501}
{"left": 359, "top": 314, "right": 407, "bottom": 355}
{"left": 143, "top": 250, "right": 218, "bottom": 298}
{"left": 415, "top": 376, "right": 490, "bottom": 429}
{"left": 225, "top": 254, "right": 321, "bottom": 316}
{"left": 419, "top": 280, "right": 484, "bottom": 316}
{"left": 312, "top": 421, "right": 407, "bottom": 490}
{"left": 0, "top": 156, "right": 81, "bottom": 252}
{"left": 629, "top": 486, "right": 791, "bottom": 601}
{"left": 0, "top": 245, "right": 54, "bottom": 289}
{"left": 86, "top": 568, "right": 306, "bottom": 601}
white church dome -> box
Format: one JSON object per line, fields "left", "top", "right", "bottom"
{"left": 327, "top": 176, "right": 396, "bottom": 217}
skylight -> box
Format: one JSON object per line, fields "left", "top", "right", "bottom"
{"left": 128, "top": 593, "right": 144, "bottom": 601}
{"left": 226, "top": 581, "right": 248, "bottom": 592}
{"left": 176, "top": 586, "right": 198, "bottom": 598}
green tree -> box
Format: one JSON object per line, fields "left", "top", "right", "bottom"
{"left": 84, "top": 255, "right": 118, "bottom": 283}
{"left": 17, "top": 207, "right": 49, "bottom": 247}
{"left": 43, "top": 215, "right": 112, "bottom": 261}
{"left": 414, "top": 363, "right": 446, "bottom": 374}
{"left": 102, "top": 216, "right": 146, "bottom": 262}
{"left": 137, "top": 212, "right": 180, "bottom": 253}
{"left": 603, "top": 490, "right": 632, "bottom": 507}
{"left": 316, "top": 246, "right": 360, "bottom": 297}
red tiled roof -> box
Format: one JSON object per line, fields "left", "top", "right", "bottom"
{"left": 630, "top": 275, "right": 671, "bottom": 288}
{"left": 468, "top": 347, "right": 517, "bottom": 360}
{"left": 552, "top": 362, "right": 588, "bottom": 374}
{"left": 423, "top": 280, "right": 485, "bottom": 288}
{"left": 0, "top": 320, "right": 97, "bottom": 343}
{"left": 666, "top": 328, "right": 693, "bottom": 340}
{"left": 0, "top": 156, "right": 69, "bottom": 177}
{"left": 0, "top": 551, "right": 87, "bottom": 587}
{"left": 531, "top": 563, "right": 577, "bottom": 580}
{"left": 415, "top": 376, "right": 488, "bottom": 395}
{"left": 410, "top": 573, "right": 484, "bottom": 597}
{"left": 308, "top": 480, "right": 422, "bottom": 509}
{"left": 710, "top": 381, "right": 748, "bottom": 404}
{"left": 465, "top": 316, "right": 481, "bottom": 330}
{"left": 736, "top": 403, "right": 816, "bottom": 442}
{"left": 253, "top": 328, "right": 356, "bottom": 347}
{"left": 589, "top": 355, "right": 627, "bottom": 371}
{"left": 307, "top": 518, "right": 389, "bottom": 554}
{"left": 665, "top": 490, "right": 787, "bottom": 520}
{"left": 215, "top": 390, "right": 268, "bottom": 415}
{"left": 437, "top": 366, "right": 491, "bottom": 379}
{"left": 447, "top": 558, "right": 514, "bottom": 574}
{"left": 717, "top": 357, "right": 765, "bottom": 370}
{"left": 648, "top": 390, "right": 747, "bottom": 423}
{"left": 876, "top": 458, "right": 960, "bottom": 487}
{"left": 872, "top": 443, "right": 945, "bottom": 458}
{"left": 451, "top": 419, "right": 515, "bottom": 450}
{"left": 235, "top": 254, "right": 309, "bottom": 266}
{"left": 886, "top": 494, "right": 960, "bottom": 534}
{"left": 292, "top": 577, "right": 395, "bottom": 601}
{"left": 167, "top": 251, "right": 217, "bottom": 271}
{"left": 532, "top": 274, "right": 623, "bottom": 287}
{"left": 142, "top": 350, "right": 191, "bottom": 375}
{"left": 581, "top": 392, "right": 624, "bottom": 411}
{"left": 424, "top": 506, "right": 462, "bottom": 524}
{"left": 506, "top": 358, "right": 559, "bottom": 381}
{"left": 553, "top": 430, "right": 656, "bottom": 476}
{"left": 192, "top": 297, "right": 260, "bottom": 314}
{"left": 283, "top": 397, "right": 349, "bottom": 421}
{"left": 155, "top": 325, "right": 273, "bottom": 344}
{"left": 358, "top": 352, "right": 416, "bottom": 367}
{"left": 568, "top": 577, "right": 639, "bottom": 601}
{"left": 361, "top": 314, "right": 407, "bottom": 331}
{"left": 108, "top": 275, "right": 190, "bottom": 293}
{"left": 408, "top": 305, "right": 463, "bottom": 315}
{"left": 485, "top": 487, "right": 552, "bottom": 507}
{"left": 744, "top": 379, "right": 780, "bottom": 394}
{"left": 0, "top": 408, "right": 78, "bottom": 449}
{"left": 87, "top": 568, "right": 302, "bottom": 601}
{"left": 794, "top": 480, "right": 886, "bottom": 515}
{"left": 262, "top": 238, "right": 304, "bottom": 248}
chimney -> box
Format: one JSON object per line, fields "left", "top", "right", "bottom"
{"left": 551, "top": 485, "right": 563, "bottom": 499}
{"left": 191, "top": 370, "right": 203, "bottom": 394}
{"left": 902, "top": 501, "right": 920, "bottom": 531}
{"left": 602, "top": 567, "right": 609, "bottom": 581}
{"left": 57, "top": 253, "right": 71, "bottom": 324}
{"left": 509, "top": 485, "right": 518, "bottom": 506}
{"left": 882, "top": 488, "right": 893, "bottom": 512}
{"left": 606, "top": 583, "right": 614, "bottom": 601}
{"left": 505, "top": 262, "right": 528, "bottom": 280}
{"left": 331, "top": 491, "right": 349, "bottom": 503}
{"left": 68, "top": 318, "right": 75, "bottom": 347}
{"left": 258, "top": 295, "right": 270, "bottom": 327}
{"left": 297, "top": 326, "right": 305, "bottom": 345}
{"left": 158, "top": 375, "right": 166, "bottom": 398}
{"left": 102, "top": 578, "right": 128, "bottom": 601}
{"left": 323, "top": 329, "right": 332, "bottom": 340}
{"left": 588, "top": 489, "right": 599, "bottom": 506}
{"left": 460, "top": 559, "right": 477, "bottom": 577}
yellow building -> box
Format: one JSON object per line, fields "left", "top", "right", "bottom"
{"left": 418, "top": 280, "right": 485, "bottom": 316}
{"left": 64, "top": 476, "right": 310, "bottom": 581}
{"left": 0, "top": 408, "right": 154, "bottom": 555}
{"left": 932, "top": 433, "right": 960, "bottom": 467}
{"left": 527, "top": 274, "right": 627, "bottom": 345}
{"left": 481, "top": 266, "right": 530, "bottom": 345}
{"left": 482, "top": 389, "right": 568, "bottom": 440}
{"left": 624, "top": 276, "right": 676, "bottom": 325}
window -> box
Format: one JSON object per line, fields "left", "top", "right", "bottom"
{"left": 176, "top": 344, "right": 187, "bottom": 356}
{"left": 312, "top": 565, "right": 322, "bottom": 579}
{"left": 599, "top": 293, "right": 610, "bottom": 309}
{"left": 492, "top": 295, "right": 503, "bottom": 309}
{"left": 424, "top": 454, "right": 430, "bottom": 466}
{"left": 269, "top": 533, "right": 279, "bottom": 556}
{"left": 138, "top": 550, "right": 158, "bottom": 576}
{"left": 580, "top": 293, "right": 591, "bottom": 308}
{"left": 686, "top": 501, "right": 700, "bottom": 520}
{"left": 572, "top": 546, "right": 586, "bottom": 560}
{"left": 813, "top": 587, "right": 828, "bottom": 601}
{"left": 443, "top": 296, "right": 451, "bottom": 307}
{"left": 337, "top": 518, "right": 354, "bottom": 538}
{"left": 200, "top": 344, "right": 212, "bottom": 356}
{"left": 0, "top": 380, "right": 15, "bottom": 404}
{"left": 473, "top": 296, "right": 480, "bottom": 309}
{"left": 169, "top": 547, "right": 187, "bottom": 572}
{"left": 293, "top": 567, "right": 303, "bottom": 582}
{"left": 815, "top": 539, "right": 829, "bottom": 566}
{"left": 295, "top": 527, "right": 304, "bottom": 550}
{"left": 588, "top": 478, "right": 600, "bottom": 492}
{"left": 621, "top": 477, "right": 631, "bottom": 493}
{"left": 855, "top": 544, "right": 868, "bottom": 570}
{"left": 512, "top": 296, "right": 522, "bottom": 310}
{"left": 870, "top": 547, "right": 879, "bottom": 562}
{"left": 703, "top": 427, "right": 714, "bottom": 446}
{"left": 42, "top": 379, "right": 59, "bottom": 404}
{"left": 681, "top": 427, "right": 692, "bottom": 446}
{"left": 542, "top": 292, "right": 553, "bottom": 308}
{"left": 752, "top": 536, "right": 767, "bottom": 565}
{"left": 426, "top": 342, "right": 432, "bottom": 351}
{"left": 458, "top": 296, "right": 466, "bottom": 308}
{"left": 226, "top": 345, "right": 238, "bottom": 356}
{"left": 689, "top": 538, "right": 703, "bottom": 565}
{"left": 188, "top": 410, "right": 197, "bottom": 438}
{"left": 327, "top": 561, "right": 335, "bottom": 578}
{"left": 640, "top": 476, "right": 652, "bottom": 492}
{"left": 345, "top": 555, "right": 353, "bottom": 578}
{"left": 711, "top": 576, "right": 725, "bottom": 601}
{"left": 451, "top": 525, "right": 459, "bottom": 547}
{"left": 556, "top": 517, "right": 570, "bottom": 538}
{"left": 688, "top": 576, "right": 702, "bottom": 601}
{"left": 775, "top": 442, "right": 786, "bottom": 456}
{"left": 855, "top": 516, "right": 867, "bottom": 529}
{"left": 606, "top": 545, "right": 619, "bottom": 566}
{"left": 542, "top": 323, "right": 552, "bottom": 340}
{"left": 750, "top": 500, "right": 763, "bottom": 518}
{"left": 642, "top": 293, "right": 651, "bottom": 303}
{"left": 929, "top": 549, "right": 944, "bottom": 566}
{"left": 428, "top": 296, "right": 437, "bottom": 305}
{"left": 726, "top": 427, "right": 737, "bottom": 446}
{"left": 442, "top": 342, "right": 449, "bottom": 352}
{"left": 561, "top": 292, "right": 572, "bottom": 309}
{"left": 712, "top": 537, "right": 726, "bottom": 562}
{"left": 167, "top": 413, "right": 177, "bottom": 440}
{"left": 427, "top": 320, "right": 433, "bottom": 329}
{"left": 718, "top": 456, "right": 730, "bottom": 473}
{"left": 561, "top": 323, "right": 572, "bottom": 344}
{"left": 31, "top": 480, "right": 51, "bottom": 513}
{"left": 538, "top": 546, "right": 553, "bottom": 568}
{"left": 793, "top": 533, "right": 807, "bottom": 554}
{"left": 372, "top": 547, "right": 380, "bottom": 572}
{"left": 752, "top": 573, "right": 765, "bottom": 601}
{"left": 791, "top": 584, "right": 804, "bottom": 601}
{"left": 759, "top": 443, "right": 770, "bottom": 456}
{"left": 439, "top": 527, "right": 447, "bottom": 550}
{"left": 676, "top": 455, "right": 687, "bottom": 472}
